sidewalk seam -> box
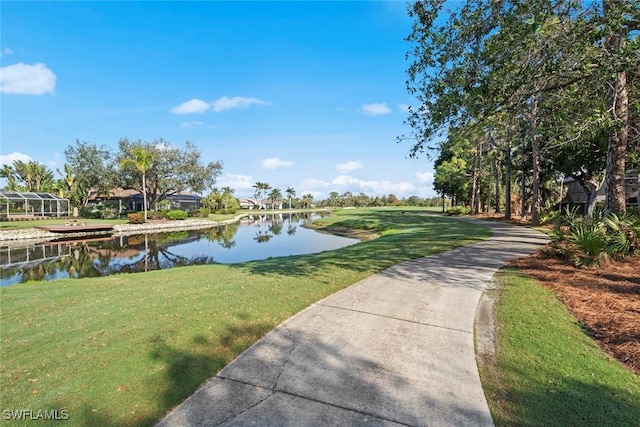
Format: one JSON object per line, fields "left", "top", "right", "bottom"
{"left": 316, "top": 302, "right": 473, "bottom": 335}
{"left": 215, "top": 376, "right": 414, "bottom": 427}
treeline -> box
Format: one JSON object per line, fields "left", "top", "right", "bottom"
{"left": 1, "top": 139, "right": 222, "bottom": 213}
{"left": 401, "top": 0, "right": 639, "bottom": 225}
{"left": 316, "top": 191, "right": 443, "bottom": 208}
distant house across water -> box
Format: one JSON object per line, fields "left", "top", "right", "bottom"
{"left": 88, "top": 188, "right": 203, "bottom": 212}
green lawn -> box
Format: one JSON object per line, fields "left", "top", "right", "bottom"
{"left": 480, "top": 268, "right": 640, "bottom": 427}
{"left": 0, "top": 208, "right": 489, "bottom": 426}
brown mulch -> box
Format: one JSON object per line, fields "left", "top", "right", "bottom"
{"left": 469, "top": 212, "right": 640, "bottom": 376}
{"left": 509, "top": 250, "right": 640, "bottom": 376}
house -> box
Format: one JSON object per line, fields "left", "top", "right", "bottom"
{"left": 88, "top": 188, "right": 203, "bottom": 212}
{"left": 562, "top": 170, "right": 640, "bottom": 210}
{"left": 237, "top": 198, "right": 258, "bottom": 209}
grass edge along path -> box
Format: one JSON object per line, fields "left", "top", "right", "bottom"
{"left": 1, "top": 208, "right": 489, "bottom": 426}
{"left": 479, "top": 267, "right": 640, "bottom": 427}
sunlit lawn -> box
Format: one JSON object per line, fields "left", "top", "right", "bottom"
{"left": 0, "top": 208, "right": 490, "bottom": 426}
{"left": 480, "top": 268, "right": 640, "bottom": 426}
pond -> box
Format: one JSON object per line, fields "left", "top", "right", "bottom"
{"left": 0, "top": 213, "right": 359, "bottom": 286}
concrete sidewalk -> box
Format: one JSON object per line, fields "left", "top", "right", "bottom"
{"left": 156, "top": 219, "right": 550, "bottom": 427}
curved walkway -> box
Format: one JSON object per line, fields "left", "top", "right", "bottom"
{"left": 156, "top": 218, "right": 550, "bottom": 427}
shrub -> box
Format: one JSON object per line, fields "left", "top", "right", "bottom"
{"left": 165, "top": 210, "right": 188, "bottom": 220}
{"left": 604, "top": 213, "right": 640, "bottom": 257}
{"left": 127, "top": 212, "right": 145, "bottom": 224}
{"left": 189, "top": 208, "right": 211, "bottom": 218}
{"left": 148, "top": 210, "right": 167, "bottom": 220}
{"left": 445, "top": 206, "right": 470, "bottom": 216}
{"left": 569, "top": 222, "right": 608, "bottom": 267}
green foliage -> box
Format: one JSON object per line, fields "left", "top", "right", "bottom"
{"left": 539, "top": 210, "right": 560, "bottom": 225}
{"left": 127, "top": 212, "right": 145, "bottom": 224}
{"left": 550, "top": 210, "right": 640, "bottom": 267}
{"left": 148, "top": 210, "right": 167, "bottom": 220}
{"left": 214, "top": 208, "right": 236, "bottom": 215}
{"left": 603, "top": 213, "right": 640, "bottom": 257}
{"left": 569, "top": 221, "right": 608, "bottom": 267}
{"left": 79, "top": 207, "right": 101, "bottom": 219}
{"left": 445, "top": 206, "right": 471, "bottom": 216}
{"left": 116, "top": 139, "right": 223, "bottom": 211}
{"left": 189, "top": 207, "right": 211, "bottom": 218}
{"left": 165, "top": 209, "right": 188, "bottom": 220}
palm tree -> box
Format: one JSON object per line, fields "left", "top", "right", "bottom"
{"left": 302, "top": 193, "right": 314, "bottom": 209}
{"left": 252, "top": 181, "right": 271, "bottom": 209}
{"left": 120, "top": 146, "right": 154, "bottom": 222}
{"left": 0, "top": 164, "right": 18, "bottom": 191}
{"left": 12, "top": 160, "right": 35, "bottom": 191}
{"left": 268, "top": 188, "right": 282, "bottom": 210}
{"left": 285, "top": 187, "right": 296, "bottom": 209}
{"left": 220, "top": 186, "right": 236, "bottom": 212}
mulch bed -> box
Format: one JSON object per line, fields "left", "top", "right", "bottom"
{"left": 467, "top": 212, "right": 640, "bottom": 376}
{"left": 509, "top": 253, "right": 640, "bottom": 376}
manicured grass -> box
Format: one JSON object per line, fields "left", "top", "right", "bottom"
{"left": 480, "top": 268, "right": 640, "bottom": 427}
{"left": 0, "top": 208, "right": 490, "bottom": 426}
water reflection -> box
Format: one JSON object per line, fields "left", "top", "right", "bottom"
{"left": 1, "top": 213, "right": 357, "bottom": 286}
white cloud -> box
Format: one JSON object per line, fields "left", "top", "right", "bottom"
{"left": 216, "top": 173, "right": 255, "bottom": 191}
{"left": 299, "top": 178, "right": 330, "bottom": 188}
{"left": 336, "top": 160, "right": 362, "bottom": 174}
{"left": 398, "top": 104, "right": 410, "bottom": 112}
{"left": 171, "top": 99, "right": 210, "bottom": 114}
{"left": 416, "top": 171, "right": 434, "bottom": 185}
{"left": 180, "top": 120, "right": 203, "bottom": 128}
{"left": 0, "top": 152, "right": 32, "bottom": 166}
{"left": 0, "top": 48, "right": 14, "bottom": 57}
{"left": 331, "top": 174, "right": 417, "bottom": 195}
{"left": 361, "top": 102, "right": 392, "bottom": 116}
{"left": 0, "top": 62, "right": 56, "bottom": 95}
{"left": 212, "top": 96, "right": 270, "bottom": 112}
{"left": 332, "top": 175, "right": 361, "bottom": 186}
{"left": 262, "top": 157, "right": 293, "bottom": 169}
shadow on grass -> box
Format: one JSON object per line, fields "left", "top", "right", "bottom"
{"left": 229, "top": 211, "right": 491, "bottom": 279}
{"left": 155, "top": 320, "right": 493, "bottom": 426}
{"left": 144, "top": 321, "right": 274, "bottom": 427}
{"left": 488, "top": 362, "right": 640, "bottom": 427}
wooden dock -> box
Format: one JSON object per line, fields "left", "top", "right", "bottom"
{"left": 36, "top": 224, "right": 114, "bottom": 233}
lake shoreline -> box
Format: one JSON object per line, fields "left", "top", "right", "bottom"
{"left": 0, "top": 210, "right": 332, "bottom": 245}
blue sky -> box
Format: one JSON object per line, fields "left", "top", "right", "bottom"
{"left": 0, "top": 1, "right": 436, "bottom": 200}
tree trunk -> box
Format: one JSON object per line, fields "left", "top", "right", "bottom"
{"left": 604, "top": 69, "right": 628, "bottom": 215}
{"left": 526, "top": 95, "right": 541, "bottom": 226}
{"left": 603, "top": 0, "right": 629, "bottom": 216}
{"left": 471, "top": 143, "right": 482, "bottom": 214}
{"left": 142, "top": 172, "right": 148, "bottom": 222}
{"left": 494, "top": 153, "right": 501, "bottom": 214}
{"left": 504, "top": 141, "right": 512, "bottom": 219}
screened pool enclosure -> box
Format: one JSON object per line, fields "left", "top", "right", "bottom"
{"left": 0, "top": 191, "right": 70, "bottom": 220}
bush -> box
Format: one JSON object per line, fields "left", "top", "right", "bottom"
{"left": 604, "top": 213, "right": 640, "bottom": 257}
{"left": 165, "top": 210, "right": 188, "bottom": 220}
{"left": 445, "top": 206, "right": 470, "bottom": 216}
{"left": 569, "top": 221, "right": 608, "bottom": 267}
{"left": 549, "top": 211, "right": 640, "bottom": 267}
{"left": 79, "top": 207, "right": 100, "bottom": 219}
{"left": 148, "top": 210, "right": 167, "bottom": 220}
{"left": 189, "top": 208, "right": 211, "bottom": 218}
{"left": 127, "top": 212, "right": 145, "bottom": 224}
